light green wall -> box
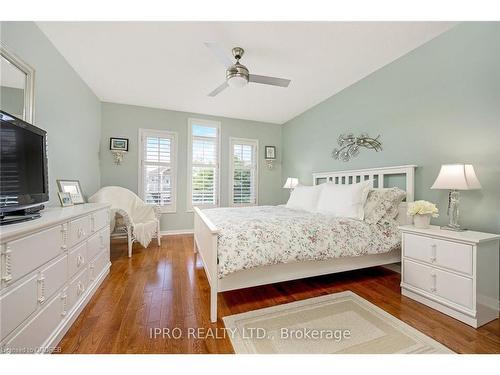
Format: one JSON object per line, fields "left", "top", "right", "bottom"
{"left": 282, "top": 23, "right": 500, "bottom": 234}
{"left": 0, "top": 86, "right": 24, "bottom": 118}
{"left": 4, "top": 22, "right": 498, "bottom": 234}
{"left": 0, "top": 22, "right": 102, "bottom": 206}
{"left": 100, "top": 102, "right": 283, "bottom": 231}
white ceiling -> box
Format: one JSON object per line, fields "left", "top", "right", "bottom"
{"left": 37, "top": 22, "right": 456, "bottom": 124}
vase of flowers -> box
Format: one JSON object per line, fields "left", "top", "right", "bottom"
{"left": 407, "top": 200, "right": 439, "bottom": 229}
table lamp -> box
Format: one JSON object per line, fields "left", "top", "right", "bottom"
{"left": 283, "top": 177, "right": 299, "bottom": 190}
{"left": 431, "top": 164, "right": 481, "bottom": 231}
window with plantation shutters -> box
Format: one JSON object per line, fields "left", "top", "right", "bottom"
{"left": 138, "top": 129, "right": 177, "bottom": 213}
{"left": 230, "top": 138, "right": 258, "bottom": 206}
{"left": 188, "top": 119, "right": 220, "bottom": 209}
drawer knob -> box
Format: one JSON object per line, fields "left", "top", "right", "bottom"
{"left": 37, "top": 275, "right": 46, "bottom": 303}
{"left": 77, "top": 282, "right": 85, "bottom": 296}
{"left": 1, "top": 246, "right": 13, "bottom": 283}
{"left": 61, "top": 294, "right": 68, "bottom": 316}
{"left": 78, "top": 228, "right": 86, "bottom": 238}
{"left": 430, "top": 273, "right": 437, "bottom": 293}
{"left": 430, "top": 244, "right": 437, "bottom": 263}
{"left": 61, "top": 224, "right": 68, "bottom": 249}
{"left": 77, "top": 254, "right": 85, "bottom": 267}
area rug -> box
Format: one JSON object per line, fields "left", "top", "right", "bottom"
{"left": 223, "top": 291, "right": 454, "bottom": 354}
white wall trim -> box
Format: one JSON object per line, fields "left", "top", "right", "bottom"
{"left": 160, "top": 229, "right": 194, "bottom": 236}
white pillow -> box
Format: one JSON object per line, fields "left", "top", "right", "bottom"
{"left": 286, "top": 184, "right": 323, "bottom": 212}
{"left": 316, "top": 180, "right": 372, "bottom": 219}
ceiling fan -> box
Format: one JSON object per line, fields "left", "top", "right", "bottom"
{"left": 204, "top": 42, "right": 291, "bottom": 97}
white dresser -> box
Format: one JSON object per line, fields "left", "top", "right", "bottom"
{"left": 400, "top": 225, "right": 500, "bottom": 328}
{"left": 0, "top": 203, "right": 111, "bottom": 353}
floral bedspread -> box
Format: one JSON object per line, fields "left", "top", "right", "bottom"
{"left": 202, "top": 205, "right": 401, "bottom": 278}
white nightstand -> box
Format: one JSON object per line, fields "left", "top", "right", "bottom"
{"left": 399, "top": 225, "right": 500, "bottom": 328}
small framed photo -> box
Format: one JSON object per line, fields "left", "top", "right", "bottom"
{"left": 58, "top": 192, "right": 74, "bottom": 207}
{"left": 265, "top": 146, "right": 276, "bottom": 160}
{"left": 110, "top": 137, "right": 129, "bottom": 151}
{"left": 57, "top": 179, "right": 85, "bottom": 204}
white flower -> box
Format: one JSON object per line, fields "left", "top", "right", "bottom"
{"left": 407, "top": 200, "right": 439, "bottom": 217}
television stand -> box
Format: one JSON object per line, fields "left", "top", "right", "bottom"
{"left": 0, "top": 204, "right": 44, "bottom": 226}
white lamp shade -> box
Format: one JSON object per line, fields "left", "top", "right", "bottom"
{"left": 283, "top": 177, "right": 299, "bottom": 189}
{"left": 227, "top": 75, "right": 248, "bottom": 88}
{"left": 431, "top": 164, "right": 482, "bottom": 190}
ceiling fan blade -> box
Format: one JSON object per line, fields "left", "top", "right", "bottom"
{"left": 204, "top": 42, "right": 233, "bottom": 69}
{"left": 208, "top": 81, "right": 229, "bottom": 97}
{"left": 249, "top": 74, "right": 291, "bottom": 87}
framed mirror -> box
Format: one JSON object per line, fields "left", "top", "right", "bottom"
{"left": 1, "top": 43, "right": 35, "bottom": 123}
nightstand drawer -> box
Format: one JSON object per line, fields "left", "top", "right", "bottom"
{"left": 403, "top": 233, "right": 473, "bottom": 275}
{"left": 403, "top": 259, "right": 473, "bottom": 310}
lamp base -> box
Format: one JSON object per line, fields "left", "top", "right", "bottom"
{"left": 440, "top": 225, "right": 467, "bottom": 232}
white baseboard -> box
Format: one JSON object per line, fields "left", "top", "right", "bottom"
{"left": 477, "top": 294, "right": 500, "bottom": 312}
{"left": 160, "top": 229, "right": 194, "bottom": 236}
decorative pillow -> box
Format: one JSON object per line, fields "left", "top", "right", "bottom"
{"left": 286, "top": 184, "right": 323, "bottom": 212}
{"left": 315, "top": 180, "right": 372, "bottom": 220}
{"left": 363, "top": 188, "right": 406, "bottom": 225}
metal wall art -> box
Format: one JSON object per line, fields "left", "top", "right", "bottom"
{"left": 332, "top": 133, "right": 382, "bottom": 162}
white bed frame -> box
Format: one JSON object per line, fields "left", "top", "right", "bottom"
{"left": 193, "top": 165, "right": 417, "bottom": 322}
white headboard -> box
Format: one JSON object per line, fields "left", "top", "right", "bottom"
{"left": 313, "top": 165, "right": 417, "bottom": 224}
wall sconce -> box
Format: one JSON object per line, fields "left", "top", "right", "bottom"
{"left": 110, "top": 137, "right": 129, "bottom": 165}
{"left": 111, "top": 150, "right": 127, "bottom": 165}
{"left": 264, "top": 145, "right": 276, "bottom": 170}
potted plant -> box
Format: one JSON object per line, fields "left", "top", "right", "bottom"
{"left": 407, "top": 200, "right": 439, "bottom": 229}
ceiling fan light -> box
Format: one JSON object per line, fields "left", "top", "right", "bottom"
{"left": 227, "top": 75, "right": 248, "bottom": 88}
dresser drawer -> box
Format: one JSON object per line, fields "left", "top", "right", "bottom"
{"left": 89, "top": 248, "right": 109, "bottom": 283}
{"left": 403, "top": 259, "right": 473, "bottom": 310}
{"left": 68, "top": 215, "right": 92, "bottom": 248}
{"left": 87, "top": 227, "right": 108, "bottom": 262}
{"left": 68, "top": 242, "right": 87, "bottom": 278}
{"left": 1, "top": 225, "right": 65, "bottom": 286}
{"left": 0, "top": 274, "right": 38, "bottom": 341}
{"left": 403, "top": 233, "right": 473, "bottom": 275}
{"left": 67, "top": 268, "right": 89, "bottom": 312}
{"left": 39, "top": 254, "right": 68, "bottom": 304}
{"left": 4, "top": 292, "right": 64, "bottom": 352}
{"left": 91, "top": 209, "right": 109, "bottom": 233}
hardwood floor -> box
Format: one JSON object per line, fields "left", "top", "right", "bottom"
{"left": 57, "top": 235, "right": 500, "bottom": 354}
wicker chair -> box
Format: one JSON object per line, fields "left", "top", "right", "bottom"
{"left": 89, "top": 186, "right": 161, "bottom": 257}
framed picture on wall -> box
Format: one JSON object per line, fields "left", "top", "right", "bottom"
{"left": 265, "top": 146, "right": 276, "bottom": 160}
{"left": 110, "top": 137, "right": 129, "bottom": 151}
{"left": 57, "top": 179, "right": 85, "bottom": 204}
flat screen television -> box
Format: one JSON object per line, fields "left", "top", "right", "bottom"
{"left": 0, "top": 110, "right": 49, "bottom": 225}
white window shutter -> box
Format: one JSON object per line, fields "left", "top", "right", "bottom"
{"left": 139, "top": 129, "right": 177, "bottom": 212}
{"left": 230, "top": 139, "right": 258, "bottom": 206}
{"left": 190, "top": 122, "right": 219, "bottom": 208}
